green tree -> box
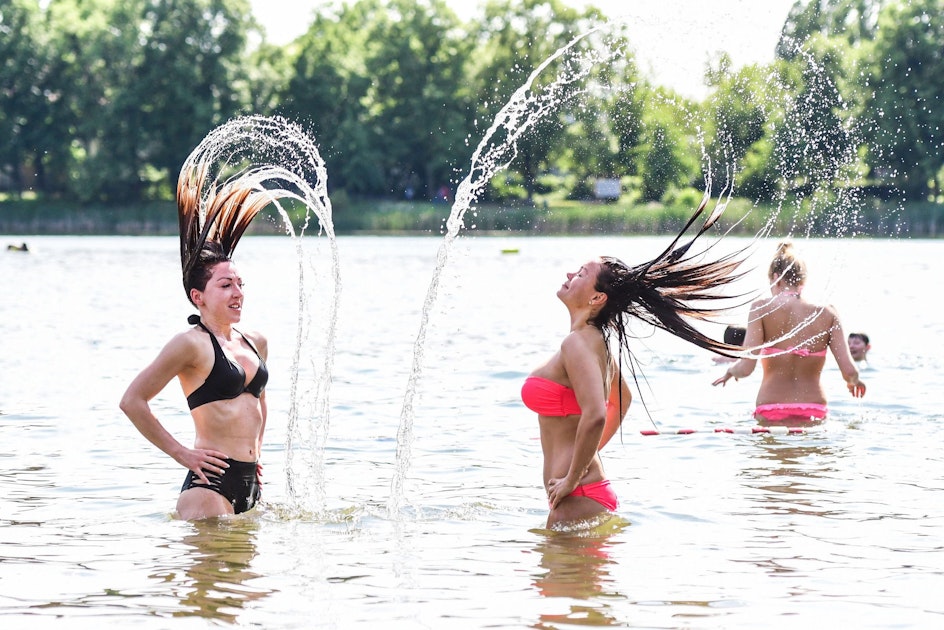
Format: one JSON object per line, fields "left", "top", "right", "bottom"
{"left": 634, "top": 90, "right": 699, "bottom": 202}
{"left": 863, "top": 0, "right": 944, "bottom": 200}
{"left": 770, "top": 0, "right": 880, "bottom": 202}
{"left": 703, "top": 56, "right": 782, "bottom": 199}
{"left": 363, "top": 0, "right": 475, "bottom": 199}
{"left": 471, "top": 0, "right": 603, "bottom": 202}
{"left": 773, "top": 39, "right": 857, "bottom": 195}
{"left": 246, "top": 41, "right": 292, "bottom": 116}
{"left": 40, "top": 0, "right": 143, "bottom": 200}
{"left": 281, "top": 2, "right": 379, "bottom": 194}
{"left": 704, "top": 58, "right": 767, "bottom": 175}
{"left": 0, "top": 0, "right": 50, "bottom": 195}
{"left": 41, "top": 0, "right": 254, "bottom": 202}
{"left": 283, "top": 0, "right": 473, "bottom": 198}
{"left": 554, "top": 47, "right": 645, "bottom": 189}
{"left": 129, "top": 0, "right": 257, "bottom": 198}
{"left": 776, "top": 0, "right": 883, "bottom": 60}
{"left": 609, "top": 60, "right": 647, "bottom": 177}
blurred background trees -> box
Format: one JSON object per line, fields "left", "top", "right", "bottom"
{"left": 1, "top": 0, "right": 941, "bottom": 216}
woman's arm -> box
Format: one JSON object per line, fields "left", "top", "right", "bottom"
{"left": 826, "top": 307, "right": 866, "bottom": 398}
{"left": 713, "top": 301, "right": 764, "bottom": 386}
{"left": 246, "top": 330, "right": 269, "bottom": 481}
{"left": 119, "top": 333, "right": 230, "bottom": 484}
{"left": 247, "top": 330, "right": 269, "bottom": 448}
{"left": 546, "top": 331, "right": 607, "bottom": 508}
{"left": 599, "top": 368, "right": 631, "bottom": 449}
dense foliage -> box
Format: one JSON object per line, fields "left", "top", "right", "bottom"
{"left": 1, "top": 0, "right": 942, "bottom": 218}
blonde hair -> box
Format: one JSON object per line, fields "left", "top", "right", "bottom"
{"left": 768, "top": 241, "right": 806, "bottom": 287}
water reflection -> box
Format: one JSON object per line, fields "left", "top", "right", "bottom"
{"left": 530, "top": 517, "right": 629, "bottom": 627}
{"left": 744, "top": 437, "right": 837, "bottom": 512}
{"left": 156, "top": 517, "right": 274, "bottom": 623}
{"left": 738, "top": 436, "right": 842, "bottom": 580}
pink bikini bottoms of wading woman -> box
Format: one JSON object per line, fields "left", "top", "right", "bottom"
{"left": 713, "top": 241, "right": 865, "bottom": 423}
{"left": 523, "top": 196, "right": 750, "bottom": 529}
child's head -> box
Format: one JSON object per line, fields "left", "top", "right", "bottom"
{"left": 848, "top": 332, "right": 871, "bottom": 362}
{"left": 724, "top": 325, "right": 747, "bottom": 346}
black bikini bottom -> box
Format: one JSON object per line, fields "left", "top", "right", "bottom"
{"left": 181, "top": 458, "right": 261, "bottom": 514}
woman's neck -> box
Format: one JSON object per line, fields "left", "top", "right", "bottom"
{"left": 568, "top": 310, "right": 598, "bottom": 332}
{"left": 198, "top": 315, "right": 233, "bottom": 339}
{"left": 774, "top": 283, "right": 802, "bottom": 298}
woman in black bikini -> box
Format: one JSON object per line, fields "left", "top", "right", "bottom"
{"left": 120, "top": 155, "right": 282, "bottom": 520}
{"left": 522, "top": 192, "right": 748, "bottom": 528}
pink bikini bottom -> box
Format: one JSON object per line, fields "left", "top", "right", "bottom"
{"left": 567, "top": 479, "right": 618, "bottom": 511}
{"left": 754, "top": 402, "right": 828, "bottom": 422}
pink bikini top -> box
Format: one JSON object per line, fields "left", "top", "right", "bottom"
{"left": 761, "top": 346, "right": 827, "bottom": 358}
{"left": 521, "top": 376, "right": 583, "bottom": 416}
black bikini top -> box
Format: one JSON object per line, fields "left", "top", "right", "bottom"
{"left": 186, "top": 317, "right": 268, "bottom": 410}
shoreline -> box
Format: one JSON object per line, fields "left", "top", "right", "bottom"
{"left": 0, "top": 197, "right": 938, "bottom": 238}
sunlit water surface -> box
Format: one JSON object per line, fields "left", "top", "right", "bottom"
{"left": 1, "top": 235, "right": 941, "bottom": 628}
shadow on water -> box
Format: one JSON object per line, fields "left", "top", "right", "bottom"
{"left": 528, "top": 516, "right": 630, "bottom": 628}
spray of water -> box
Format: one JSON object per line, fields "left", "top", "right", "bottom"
{"left": 743, "top": 43, "right": 863, "bottom": 352}
{"left": 183, "top": 115, "right": 341, "bottom": 515}
{"left": 386, "top": 30, "right": 625, "bottom": 517}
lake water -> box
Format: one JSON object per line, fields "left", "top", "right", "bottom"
{"left": 1, "top": 234, "right": 941, "bottom": 628}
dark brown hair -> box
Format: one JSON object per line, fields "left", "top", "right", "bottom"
{"left": 589, "top": 192, "right": 750, "bottom": 360}
{"left": 178, "top": 158, "right": 275, "bottom": 305}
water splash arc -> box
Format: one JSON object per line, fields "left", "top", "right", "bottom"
{"left": 183, "top": 115, "right": 341, "bottom": 515}
{"left": 387, "top": 29, "right": 623, "bottom": 517}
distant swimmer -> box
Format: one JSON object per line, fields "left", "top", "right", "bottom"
{"left": 713, "top": 242, "right": 865, "bottom": 424}
{"left": 848, "top": 332, "right": 871, "bottom": 363}
{"left": 6, "top": 242, "right": 28, "bottom": 252}
{"left": 712, "top": 325, "right": 746, "bottom": 364}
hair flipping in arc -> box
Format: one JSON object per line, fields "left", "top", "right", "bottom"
{"left": 590, "top": 190, "right": 752, "bottom": 373}
{"left": 177, "top": 158, "right": 277, "bottom": 304}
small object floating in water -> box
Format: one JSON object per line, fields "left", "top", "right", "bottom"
{"left": 501, "top": 248, "right": 519, "bottom": 254}
{"left": 641, "top": 426, "right": 812, "bottom": 436}
{"left": 6, "top": 242, "right": 29, "bottom": 252}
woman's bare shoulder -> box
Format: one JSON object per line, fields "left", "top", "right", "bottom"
{"left": 239, "top": 328, "right": 268, "bottom": 358}
{"left": 561, "top": 327, "right": 603, "bottom": 349}
{"left": 748, "top": 295, "right": 774, "bottom": 313}
{"left": 138, "top": 328, "right": 206, "bottom": 378}
{"left": 170, "top": 328, "right": 211, "bottom": 362}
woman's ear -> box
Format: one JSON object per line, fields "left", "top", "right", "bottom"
{"left": 190, "top": 288, "right": 203, "bottom": 306}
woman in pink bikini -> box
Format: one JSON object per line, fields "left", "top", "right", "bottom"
{"left": 522, "top": 196, "right": 748, "bottom": 528}
{"left": 712, "top": 241, "right": 865, "bottom": 423}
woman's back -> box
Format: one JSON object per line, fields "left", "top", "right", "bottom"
{"left": 713, "top": 241, "right": 865, "bottom": 418}
{"left": 755, "top": 292, "right": 835, "bottom": 405}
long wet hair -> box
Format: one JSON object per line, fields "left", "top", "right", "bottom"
{"left": 178, "top": 157, "right": 276, "bottom": 305}
{"left": 589, "top": 190, "right": 751, "bottom": 363}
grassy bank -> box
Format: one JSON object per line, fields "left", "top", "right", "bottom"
{"left": 0, "top": 195, "right": 939, "bottom": 237}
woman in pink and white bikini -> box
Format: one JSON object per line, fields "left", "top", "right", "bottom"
{"left": 712, "top": 241, "right": 865, "bottom": 424}
{"left": 522, "top": 196, "right": 748, "bottom": 529}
